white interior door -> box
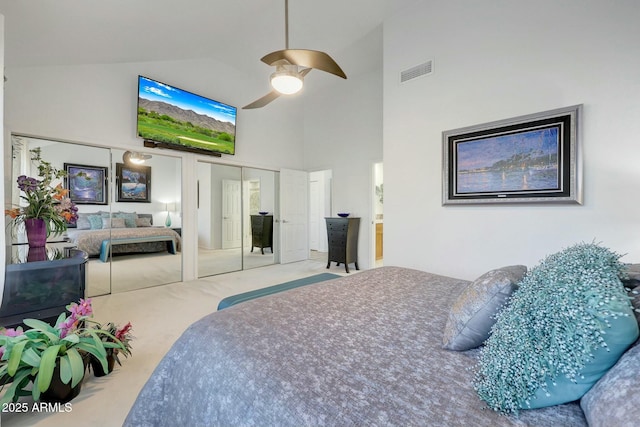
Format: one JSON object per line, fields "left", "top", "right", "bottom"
{"left": 309, "top": 180, "right": 319, "bottom": 250}
{"left": 280, "top": 169, "right": 309, "bottom": 263}
{"left": 222, "top": 179, "right": 242, "bottom": 249}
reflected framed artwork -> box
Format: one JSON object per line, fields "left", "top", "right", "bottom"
{"left": 442, "top": 105, "right": 582, "bottom": 205}
{"left": 116, "top": 163, "right": 151, "bottom": 202}
{"left": 64, "top": 163, "right": 108, "bottom": 205}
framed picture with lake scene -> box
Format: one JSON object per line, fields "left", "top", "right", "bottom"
{"left": 442, "top": 105, "right": 582, "bottom": 205}
{"left": 64, "top": 163, "right": 108, "bottom": 205}
{"left": 116, "top": 163, "right": 152, "bottom": 202}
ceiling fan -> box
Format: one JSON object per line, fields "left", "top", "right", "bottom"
{"left": 243, "top": 0, "right": 347, "bottom": 109}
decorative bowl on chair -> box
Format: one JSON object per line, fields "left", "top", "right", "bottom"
{"left": 337, "top": 213, "right": 350, "bottom": 218}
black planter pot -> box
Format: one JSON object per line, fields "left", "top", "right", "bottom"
{"left": 40, "top": 364, "right": 83, "bottom": 403}
{"left": 90, "top": 353, "right": 116, "bottom": 377}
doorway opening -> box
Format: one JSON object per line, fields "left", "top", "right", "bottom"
{"left": 373, "top": 162, "right": 383, "bottom": 267}
{"left": 309, "top": 170, "right": 332, "bottom": 265}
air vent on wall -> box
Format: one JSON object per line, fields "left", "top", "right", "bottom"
{"left": 400, "top": 60, "right": 433, "bottom": 83}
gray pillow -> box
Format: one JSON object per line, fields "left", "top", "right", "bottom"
{"left": 624, "top": 263, "right": 640, "bottom": 280}
{"left": 102, "top": 217, "right": 126, "bottom": 229}
{"left": 580, "top": 339, "right": 640, "bottom": 427}
{"left": 622, "top": 264, "right": 640, "bottom": 323}
{"left": 442, "top": 265, "right": 526, "bottom": 351}
{"left": 115, "top": 212, "right": 138, "bottom": 228}
{"left": 135, "top": 217, "right": 152, "bottom": 227}
{"left": 75, "top": 213, "right": 91, "bottom": 230}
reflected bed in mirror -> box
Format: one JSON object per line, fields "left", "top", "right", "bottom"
{"left": 9, "top": 135, "right": 184, "bottom": 297}
{"left": 66, "top": 213, "right": 181, "bottom": 259}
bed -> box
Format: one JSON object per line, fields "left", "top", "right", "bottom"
{"left": 65, "top": 212, "right": 181, "bottom": 258}
{"left": 123, "top": 266, "right": 598, "bottom": 427}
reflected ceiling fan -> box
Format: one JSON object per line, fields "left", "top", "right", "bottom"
{"left": 243, "top": 0, "right": 347, "bottom": 109}
{"left": 123, "top": 150, "right": 151, "bottom": 165}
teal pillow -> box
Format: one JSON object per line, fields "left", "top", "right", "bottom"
{"left": 523, "top": 302, "right": 638, "bottom": 409}
{"left": 88, "top": 215, "right": 103, "bottom": 230}
{"left": 473, "top": 242, "right": 639, "bottom": 414}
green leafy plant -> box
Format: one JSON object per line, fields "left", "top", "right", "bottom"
{"left": 0, "top": 299, "right": 126, "bottom": 404}
{"left": 92, "top": 321, "right": 134, "bottom": 367}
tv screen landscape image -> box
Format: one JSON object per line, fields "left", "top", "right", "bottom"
{"left": 137, "top": 76, "right": 237, "bottom": 155}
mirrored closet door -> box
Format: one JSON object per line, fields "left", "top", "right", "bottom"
{"left": 8, "top": 135, "right": 183, "bottom": 297}
{"left": 197, "top": 162, "right": 243, "bottom": 277}
{"left": 242, "top": 168, "right": 278, "bottom": 270}
{"left": 197, "top": 162, "right": 278, "bottom": 278}
{"left": 109, "top": 148, "right": 182, "bottom": 294}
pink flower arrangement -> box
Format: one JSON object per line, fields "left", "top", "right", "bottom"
{"left": 59, "top": 298, "right": 93, "bottom": 338}
{"left": 115, "top": 322, "right": 133, "bottom": 342}
{"left": 1, "top": 328, "right": 23, "bottom": 338}
{"left": 94, "top": 321, "right": 134, "bottom": 366}
{"left": 0, "top": 298, "right": 132, "bottom": 365}
{"left": 0, "top": 298, "right": 131, "bottom": 404}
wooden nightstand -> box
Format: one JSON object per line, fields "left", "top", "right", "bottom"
{"left": 325, "top": 217, "right": 360, "bottom": 273}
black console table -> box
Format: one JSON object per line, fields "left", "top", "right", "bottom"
{"left": 251, "top": 215, "right": 273, "bottom": 254}
{"left": 1, "top": 244, "right": 88, "bottom": 328}
{"left": 325, "top": 217, "right": 360, "bottom": 273}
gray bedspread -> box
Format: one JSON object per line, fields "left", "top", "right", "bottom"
{"left": 123, "top": 266, "right": 586, "bottom": 427}
{"left": 66, "top": 227, "right": 181, "bottom": 257}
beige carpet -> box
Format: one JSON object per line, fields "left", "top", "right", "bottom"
{"left": 86, "top": 247, "right": 279, "bottom": 297}
{"left": 1, "top": 258, "right": 352, "bottom": 427}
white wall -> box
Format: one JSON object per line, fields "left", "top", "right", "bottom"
{"left": 3, "top": 58, "right": 305, "bottom": 170}
{"left": 383, "top": 0, "right": 640, "bottom": 279}
{"left": 3, "top": 57, "right": 305, "bottom": 280}
{"left": 303, "top": 58, "right": 383, "bottom": 269}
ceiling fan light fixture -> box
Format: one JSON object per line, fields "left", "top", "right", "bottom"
{"left": 270, "top": 69, "right": 303, "bottom": 95}
{"left": 242, "top": 0, "right": 346, "bottom": 109}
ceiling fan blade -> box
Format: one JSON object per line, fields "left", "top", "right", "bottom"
{"left": 299, "top": 67, "right": 312, "bottom": 77}
{"left": 243, "top": 90, "right": 281, "bottom": 109}
{"left": 262, "top": 49, "right": 347, "bottom": 79}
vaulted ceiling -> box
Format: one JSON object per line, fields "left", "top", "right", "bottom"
{"left": 0, "top": 0, "right": 415, "bottom": 78}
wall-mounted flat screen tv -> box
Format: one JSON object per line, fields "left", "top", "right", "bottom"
{"left": 137, "top": 75, "right": 237, "bottom": 155}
